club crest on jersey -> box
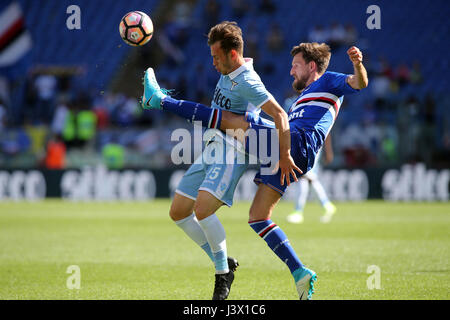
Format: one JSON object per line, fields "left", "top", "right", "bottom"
{"left": 230, "top": 80, "right": 238, "bottom": 91}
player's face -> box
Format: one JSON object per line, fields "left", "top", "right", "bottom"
{"left": 210, "top": 42, "right": 233, "bottom": 75}
{"left": 290, "top": 53, "right": 312, "bottom": 92}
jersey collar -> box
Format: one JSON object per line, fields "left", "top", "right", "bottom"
{"left": 227, "top": 58, "right": 253, "bottom": 80}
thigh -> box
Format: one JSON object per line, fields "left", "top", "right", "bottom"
{"left": 199, "top": 161, "right": 248, "bottom": 207}
{"left": 169, "top": 192, "right": 196, "bottom": 221}
{"left": 249, "top": 184, "right": 282, "bottom": 222}
{"left": 175, "top": 159, "right": 205, "bottom": 201}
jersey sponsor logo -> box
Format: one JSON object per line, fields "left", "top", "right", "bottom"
{"left": 288, "top": 109, "right": 305, "bottom": 121}
{"left": 213, "top": 87, "right": 231, "bottom": 109}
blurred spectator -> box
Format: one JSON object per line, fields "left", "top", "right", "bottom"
{"left": 204, "top": 0, "right": 220, "bottom": 32}
{"left": 110, "top": 95, "right": 139, "bottom": 127}
{"left": 193, "top": 64, "right": 209, "bottom": 102}
{"left": 44, "top": 134, "right": 66, "bottom": 169}
{"left": 231, "top": 0, "right": 252, "bottom": 19}
{"left": 374, "top": 56, "right": 394, "bottom": 80}
{"left": 343, "top": 23, "right": 357, "bottom": 46}
{"left": 173, "top": 0, "right": 193, "bottom": 26}
{"left": 24, "top": 121, "right": 47, "bottom": 158}
{"left": 308, "top": 25, "right": 330, "bottom": 43}
{"left": 266, "top": 23, "right": 285, "bottom": 53}
{"left": 397, "top": 95, "right": 421, "bottom": 161}
{"left": 339, "top": 121, "right": 378, "bottom": 166}
{"left": 1, "top": 128, "right": 30, "bottom": 155}
{"left": 371, "top": 73, "right": 391, "bottom": 99}
{"left": 259, "top": 0, "right": 276, "bottom": 14}
{"left": 77, "top": 109, "right": 97, "bottom": 144}
{"left": 410, "top": 61, "right": 423, "bottom": 85}
{"left": 62, "top": 94, "right": 97, "bottom": 150}
{"left": 379, "top": 121, "right": 398, "bottom": 163}
{"left": 32, "top": 73, "right": 58, "bottom": 124}
{"left": 329, "top": 22, "right": 347, "bottom": 50}
{"left": 157, "top": 31, "right": 186, "bottom": 67}
{"left": 244, "top": 21, "right": 260, "bottom": 62}
{"left": 164, "top": 1, "right": 193, "bottom": 49}
{"left": 51, "top": 97, "right": 69, "bottom": 135}
{"left": 396, "top": 63, "right": 411, "bottom": 87}
{"left": 417, "top": 93, "right": 437, "bottom": 164}
{"left": 92, "top": 94, "right": 110, "bottom": 130}
{"left": 102, "top": 142, "right": 125, "bottom": 169}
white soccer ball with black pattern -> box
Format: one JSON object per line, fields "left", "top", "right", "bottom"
{"left": 119, "top": 11, "right": 153, "bottom": 46}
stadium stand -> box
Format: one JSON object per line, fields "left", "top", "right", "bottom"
{"left": 0, "top": 0, "right": 448, "bottom": 169}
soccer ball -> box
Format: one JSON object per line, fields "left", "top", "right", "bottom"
{"left": 119, "top": 11, "right": 153, "bottom": 46}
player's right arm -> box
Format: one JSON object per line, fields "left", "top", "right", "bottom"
{"left": 217, "top": 102, "right": 302, "bottom": 186}
{"left": 346, "top": 46, "right": 369, "bottom": 90}
{"left": 260, "top": 98, "right": 303, "bottom": 186}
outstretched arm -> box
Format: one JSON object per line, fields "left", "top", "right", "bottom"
{"left": 346, "top": 46, "right": 369, "bottom": 90}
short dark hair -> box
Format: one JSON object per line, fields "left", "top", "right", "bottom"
{"left": 290, "top": 42, "right": 331, "bottom": 74}
{"left": 207, "top": 21, "right": 244, "bottom": 55}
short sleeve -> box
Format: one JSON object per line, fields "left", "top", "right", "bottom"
{"left": 235, "top": 76, "right": 273, "bottom": 109}
{"left": 323, "top": 71, "right": 359, "bottom": 96}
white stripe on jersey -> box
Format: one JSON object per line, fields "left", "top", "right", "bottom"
{"left": 291, "top": 101, "right": 337, "bottom": 119}
{"left": 290, "top": 92, "right": 341, "bottom": 112}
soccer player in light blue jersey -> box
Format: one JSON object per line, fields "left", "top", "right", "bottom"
{"left": 143, "top": 21, "right": 299, "bottom": 300}
{"left": 142, "top": 42, "right": 368, "bottom": 299}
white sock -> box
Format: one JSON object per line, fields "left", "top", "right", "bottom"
{"left": 311, "top": 179, "right": 330, "bottom": 206}
{"left": 295, "top": 179, "right": 309, "bottom": 212}
{"left": 197, "top": 214, "right": 229, "bottom": 274}
{"left": 174, "top": 213, "right": 214, "bottom": 261}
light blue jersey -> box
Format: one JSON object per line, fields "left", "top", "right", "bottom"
{"left": 176, "top": 58, "right": 272, "bottom": 206}
{"left": 211, "top": 58, "right": 272, "bottom": 114}
{"left": 209, "top": 58, "right": 272, "bottom": 146}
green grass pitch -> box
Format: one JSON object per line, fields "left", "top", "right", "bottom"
{"left": 0, "top": 199, "right": 448, "bottom": 300}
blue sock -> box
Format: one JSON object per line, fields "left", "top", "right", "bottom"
{"left": 200, "top": 243, "right": 215, "bottom": 262}
{"left": 213, "top": 250, "right": 228, "bottom": 274}
{"left": 249, "top": 219, "right": 303, "bottom": 274}
{"left": 162, "top": 96, "right": 222, "bottom": 129}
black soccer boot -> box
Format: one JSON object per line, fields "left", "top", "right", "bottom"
{"left": 211, "top": 257, "right": 239, "bottom": 300}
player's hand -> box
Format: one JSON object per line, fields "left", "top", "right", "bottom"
{"left": 279, "top": 154, "right": 303, "bottom": 186}
{"left": 347, "top": 46, "right": 363, "bottom": 66}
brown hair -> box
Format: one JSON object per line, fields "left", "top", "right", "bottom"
{"left": 207, "top": 21, "right": 244, "bottom": 55}
{"left": 290, "top": 42, "right": 331, "bottom": 74}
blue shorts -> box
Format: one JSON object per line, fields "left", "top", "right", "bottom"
{"left": 176, "top": 139, "right": 249, "bottom": 207}
{"left": 245, "top": 112, "right": 316, "bottom": 195}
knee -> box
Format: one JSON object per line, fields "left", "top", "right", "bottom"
{"left": 248, "top": 206, "right": 271, "bottom": 222}
{"left": 193, "top": 202, "right": 214, "bottom": 221}
{"left": 169, "top": 205, "right": 191, "bottom": 222}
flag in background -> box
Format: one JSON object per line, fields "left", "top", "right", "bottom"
{"left": 0, "top": 1, "right": 32, "bottom": 67}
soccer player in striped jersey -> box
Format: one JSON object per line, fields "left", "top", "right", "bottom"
{"left": 142, "top": 43, "right": 368, "bottom": 299}
{"left": 142, "top": 21, "right": 299, "bottom": 300}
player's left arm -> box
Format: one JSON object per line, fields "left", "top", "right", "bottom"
{"left": 346, "top": 46, "right": 369, "bottom": 90}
